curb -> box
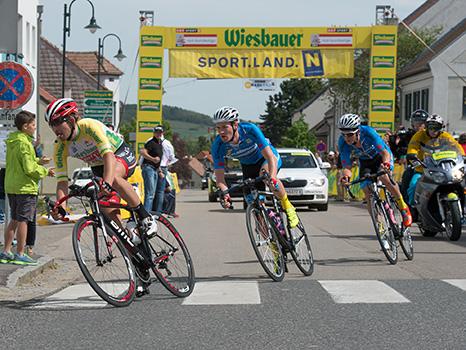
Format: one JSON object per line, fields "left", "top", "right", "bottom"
{"left": 6, "top": 256, "right": 56, "bottom": 288}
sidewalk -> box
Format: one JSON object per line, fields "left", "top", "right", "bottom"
{"left": 0, "top": 219, "right": 77, "bottom": 297}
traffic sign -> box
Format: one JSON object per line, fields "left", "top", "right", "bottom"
{"left": 83, "top": 90, "right": 114, "bottom": 124}
{"left": 0, "top": 61, "right": 34, "bottom": 110}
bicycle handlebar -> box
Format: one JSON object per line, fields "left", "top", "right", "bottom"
{"left": 344, "top": 169, "right": 396, "bottom": 199}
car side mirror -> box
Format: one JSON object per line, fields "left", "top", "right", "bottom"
{"left": 320, "top": 161, "right": 331, "bottom": 169}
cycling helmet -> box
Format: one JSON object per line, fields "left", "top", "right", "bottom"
{"left": 212, "top": 106, "right": 239, "bottom": 124}
{"left": 338, "top": 113, "right": 361, "bottom": 132}
{"left": 45, "top": 98, "right": 78, "bottom": 125}
{"left": 426, "top": 113, "right": 444, "bottom": 128}
{"left": 410, "top": 109, "right": 428, "bottom": 123}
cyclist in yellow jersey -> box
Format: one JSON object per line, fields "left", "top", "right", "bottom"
{"left": 45, "top": 98, "right": 157, "bottom": 237}
{"left": 406, "top": 113, "right": 465, "bottom": 206}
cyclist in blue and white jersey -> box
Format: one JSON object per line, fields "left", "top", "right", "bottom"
{"left": 211, "top": 106, "right": 299, "bottom": 228}
{"left": 337, "top": 113, "right": 412, "bottom": 227}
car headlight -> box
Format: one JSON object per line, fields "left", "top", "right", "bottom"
{"left": 310, "top": 177, "right": 326, "bottom": 186}
{"left": 429, "top": 171, "right": 446, "bottom": 183}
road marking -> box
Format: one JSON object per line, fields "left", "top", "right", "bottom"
{"left": 30, "top": 284, "right": 109, "bottom": 309}
{"left": 182, "top": 281, "right": 261, "bottom": 305}
{"left": 443, "top": 279, "right": 466, "bottom": 291}
{"left": 318, "top": 280, "right": 410, "bottom": 304}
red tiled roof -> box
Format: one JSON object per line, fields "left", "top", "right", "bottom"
{"left": 403, "top": 0, "right": 439, "bottom": 26}
{"left": 196, "top": 150, "right": 213, "bottom": 163}
{"left": 398, "top": 18, "right": 466, "bottom": 79}
{"left": 189, "top": 158, "right": 206, "bottom": 177}
{"left": 39, "top": 86, "right": 56, "bottom": 103}
{"left": 67, "top": 51, "right": 123, "bottom": 76}
{"left": 39, "top": 37, "right": 109, "bottom": 112}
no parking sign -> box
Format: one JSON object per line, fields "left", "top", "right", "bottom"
{"left": 0, "top": 61, "right": 34, "bottom": 110}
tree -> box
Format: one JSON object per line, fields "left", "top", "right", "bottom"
{"left": 260, "top": 79, "right": 325, "bottom": 145}
{"left": 280, "top": 118, "right": 316, "bottom": 151}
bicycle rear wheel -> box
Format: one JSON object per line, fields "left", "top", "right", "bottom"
{"left": 387, "top": 195, "right": 414, "bottom": 260}
{"left": 246, "top": 204, "right": 285, "bottom": 281}
{"left": 282, "top": 212, "right": 314, "bottom": 276}
{"left": 72, "top": 217, "right": 136, "bottom": 307}
{"left": 147, "top": 216, "right": 195, "bottom": 297}
{"left": 369, "top": 198, "right": 398, "bottom": 265}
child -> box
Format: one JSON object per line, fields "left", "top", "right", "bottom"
{"left": 0, "top": 111, "right": 54, "bottom": 265}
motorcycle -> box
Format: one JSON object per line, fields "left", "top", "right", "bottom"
{"left": 409, "top": 138, "right": 465, "bottom": 241}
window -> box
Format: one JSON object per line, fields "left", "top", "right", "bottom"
{"left": 463, "top": 87, "right": 466, "bottom": 118}
{"left": 25, "top": 21, "right": 30, "bottom": 65}
{"left": 31, "top": 25, "right": 36, "bottom": 67}
{"left": 404, "top": 88, "right": 429, "bottom": 120}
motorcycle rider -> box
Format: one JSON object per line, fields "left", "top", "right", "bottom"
{"left": 406, "top": 114, "right": 464, "bottom": 208}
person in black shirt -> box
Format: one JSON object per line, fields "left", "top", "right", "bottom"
{"left": 140, "top": 127, "right": 164, "bottom": 212}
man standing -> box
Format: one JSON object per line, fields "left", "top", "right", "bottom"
{"left": 153, "top": 126, "right": 178, "bottom": 214}
{"left": 316, "top": 139, "right": 327, "bottom": 157}
{"left": 140, "top": 127, "right": 163, "bottom": 212}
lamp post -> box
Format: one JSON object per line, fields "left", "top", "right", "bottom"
{"left": 96, "top": 33, "right": 126, "bottom": 90}
{"left": 62, "top": 0, "right": 101, "bottom": 97}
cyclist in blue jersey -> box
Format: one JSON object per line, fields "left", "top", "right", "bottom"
{"left": 337, "top": 113, "right": 412, "bottom": 227}
{"left": 211, "top": 106, "right": 299, "bottom": 227}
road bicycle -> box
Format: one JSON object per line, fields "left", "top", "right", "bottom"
{"left": 50, "top": 177, "right": 195, "bottom": 307}
{"left": 346, "top": 170, "right": 414, "bottom": 265}
{"left": 222, "top": 173, "right": 314, "bottom": 281}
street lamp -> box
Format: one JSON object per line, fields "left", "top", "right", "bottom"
{"left": 97, "top": 33, "right": 126, "bottom": 90}
{"left": 62, "top": 0, "right": 101, "bottom": 97}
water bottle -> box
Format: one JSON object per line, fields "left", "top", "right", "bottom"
{"left": 126, "top": 220, "right": 141, "bottom": 245}
{"left": 267, "top": 209, "right": 285, "bottom": 236}
{"left": 384, "top": 202, "right": 396, "bottom": 224}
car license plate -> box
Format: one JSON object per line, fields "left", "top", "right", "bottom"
{"left": 285, "top": 188, "right": 303, "bottom": 195}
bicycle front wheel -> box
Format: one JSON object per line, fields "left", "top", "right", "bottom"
{"left": 387, "top": 195, "right": 414, "bottom": 260}
{"left": 246, "top": 204, "right": 285, "bottom": 282}
{"left": 286, "top": 213, "right": 314, "bottom": 276}
{"left": 147, "top": 216, "right": 195, "bottom": 297}
{"left": 369, "top": 198, "right": 398, "bottom": 265}
{"left": 72, "top": 217, "right": 136, "bottom": 307}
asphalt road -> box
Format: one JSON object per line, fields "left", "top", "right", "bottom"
{"left": 1, "top": 189, "right": 466, "bottom": 349}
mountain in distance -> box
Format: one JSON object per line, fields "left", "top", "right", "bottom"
{"left": 120, "top": 104, "right": 214, "bottom": 140}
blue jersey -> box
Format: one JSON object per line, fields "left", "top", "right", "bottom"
{"left": 338, "top": 125, "right": 392, "bottom": 168}
{"left": 211, "top": 122, "right": 279, "bottom": 169}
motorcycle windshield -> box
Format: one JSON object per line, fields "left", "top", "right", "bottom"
{"left": 422, "top": 138, "right": 463, "bottom": 166}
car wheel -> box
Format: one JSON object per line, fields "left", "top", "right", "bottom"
{"left": 316, "top": 203, "right": 328, "bottom": 211}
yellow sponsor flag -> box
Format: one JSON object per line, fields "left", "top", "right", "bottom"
{"left": 169, "top": 49, "right": 353, "bottom": 79}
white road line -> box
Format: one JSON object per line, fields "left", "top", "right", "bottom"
{"left": 182, "top": 281, "right": 261, "bottom": 305}
{"left": 318, "top": 280, "right": 410, "bottom": 304}
{"left": 443, "top": 279, "right": 466, "bottom": 292}
{"left": 29, "top": 284, "right": 109, "bottom": 309}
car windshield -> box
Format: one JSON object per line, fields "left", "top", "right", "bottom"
{"left": 224, "top": 157, "right": 241, "bottom": 172}
{"left": 75, "top": 170, "right": 93, "bottom": 179}
{"left": 280, "top": 152, "right": 317, "bottom": 169}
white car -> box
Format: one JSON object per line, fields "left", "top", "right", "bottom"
{"left": 277, "top": 148, "right": 329, "bottom": 211}
{"left": 71, "top": 167, "right": 93, "bottom": 188}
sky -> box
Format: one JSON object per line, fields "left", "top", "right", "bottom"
{"left": 40, "top": 0, "right": 425, "bottom": 121}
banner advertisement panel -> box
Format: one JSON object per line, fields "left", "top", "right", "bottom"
{"left": 164, "top": 26, "right": 373, "bottom": 49}
{"left": 169, "top": 49, "right": 354, "bottom": 79}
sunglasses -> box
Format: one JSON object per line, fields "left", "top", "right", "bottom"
{"left": 342, "top": 131, "right": 357, "bottom": 137}
{"left": 427, "top": 125, "right": 442, "bottom": 132}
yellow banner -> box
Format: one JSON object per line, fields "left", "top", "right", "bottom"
{"left": 169, "top": 49, "right": 354, "bottom": 79}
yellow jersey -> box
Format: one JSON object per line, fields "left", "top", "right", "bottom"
{"left": 407, "top": 130, "right": 464, "bottom": 172}
{"left": 54, "top": 118, "right": 124, "bottom": 181}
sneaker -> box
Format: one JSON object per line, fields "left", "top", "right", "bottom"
{"left": 400, "top": 207, "right": 412, "bottom": 227}
{"left": 25, "top": 246, "right": 34, "bottom": 257}
{"left": 141, "top": 216, "right": 158, "bottom": 237}
{"left": 0, "top": 251, "right": 14, "bottom": 264}
{"left": 285, "top": 207, "right": 299, "bottom": 228}
{"left": 12, "top": 253, "right": 37, "bottom": 266}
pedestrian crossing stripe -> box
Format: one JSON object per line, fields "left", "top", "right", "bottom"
{"left": 27, "top": 279, "right": 466, "bottom": 309}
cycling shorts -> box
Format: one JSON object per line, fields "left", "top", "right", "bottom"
{"left": 91, "top": 143, "right": 137, "bottom": 179}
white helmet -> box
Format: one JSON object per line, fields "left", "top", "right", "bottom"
{"left": 212, "top": 106, "right": 239, "bottom": 124}
{"left": 338, "top": 113, "right": 361, "bottom": 132}
{"left": 426, "top": 114, "right": 444, "bottom": 128}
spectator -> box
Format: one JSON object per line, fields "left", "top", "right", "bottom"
{"left": 326, "top": 151, "right": 337, "bottom": 168}
{"left": 140, "top": 127, "right": 163, "bottom": 212}
{"left": 153, "top": 125, "right": 178, "bottom": 214}
{"left": 459, "top": 133, "right": 466, "bottom": 154}
{"left": 316, "top": 139, "right": 327, "bottom": 157}
{"left": 162, "top": 172, "right": 179, "bottom": 218}
{"left": 0, "top": 111, "right": 54, "bottom": 265}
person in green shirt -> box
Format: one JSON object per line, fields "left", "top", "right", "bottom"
{"left": 0, "top": 111, "right": 54, "bottom": 265}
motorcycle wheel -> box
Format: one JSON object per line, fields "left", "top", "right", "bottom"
{"left": 444, "top": 200, "right": 462, "bottom": 241}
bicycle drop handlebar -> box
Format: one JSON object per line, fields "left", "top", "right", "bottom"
{"left": 344, "top": 169, "right": 396, "bottom": 199}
